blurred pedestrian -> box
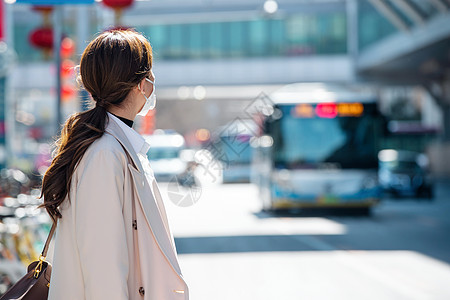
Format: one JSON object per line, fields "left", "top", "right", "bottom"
{"left": 39, "top": 30, "right": 189, "bottom": 300}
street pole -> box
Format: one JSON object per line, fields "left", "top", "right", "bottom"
{"left": 53, "top": 6, "right": 63, "bottom": 132}
{"left": 4, "top": 1, "right": 14, "bottom": 169}
{"left": 346, "top": 0, "right": 359, "bottom": 84}
{"left": 346, "top": 0, "right": 358, "bottom": 61}
{"left": 76, "top": 5, "right": 90, "bottom": 111}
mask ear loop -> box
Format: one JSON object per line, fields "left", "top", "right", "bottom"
{"left": 138, "top": 77, "right": 154, "bottom": 98}
{"left": 138, "top": 77, "right": 153, "bottom": 93}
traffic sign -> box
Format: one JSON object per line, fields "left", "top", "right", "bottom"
{"left": 15, "top": 0, "right": 95, "bottom": 4}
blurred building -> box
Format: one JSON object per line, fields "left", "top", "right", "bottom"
{"left": 125, "top": 0, "right": 450, "bottom": 176}
{"left": 2, "top": 0, "right": 450, "bottom": 174}
{"left": 3, "top": 3, "right": 98, "bottom": 171}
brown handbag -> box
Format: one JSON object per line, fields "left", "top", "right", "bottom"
{"left": 0, "top": 221, "right": 57, "bottom": 300}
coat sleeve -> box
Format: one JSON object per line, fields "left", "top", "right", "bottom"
{"left": 74, "top": 148, "right": 129, "bottom": 300}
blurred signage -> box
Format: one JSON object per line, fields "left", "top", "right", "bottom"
{"left": 338, "top": 103, "right": 364, "bottom": 117}
{"left": 139, "top": 109, "right": 156, "bottom": 135}
{"left": 15, "top": 0, "right": 94, "bottom": 4}
{"left": 316, "top": 103, "right": 338, "bottom": 118}
{"left": 294, "top": 104, "right": 314, "bottom": 118}
{"left": 292, "top": 103, "right": 364, "bottom": 118}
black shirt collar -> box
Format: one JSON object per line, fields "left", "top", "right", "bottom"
{"left": 111, "top": 113, "right": 134, "bottom": 128}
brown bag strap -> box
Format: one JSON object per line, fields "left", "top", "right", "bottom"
{"left": 41, "top": 221, "right": 57, "bottom": 258}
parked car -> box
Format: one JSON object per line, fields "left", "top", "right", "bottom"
{"left": 378, "top": 149, "right": 433, "bottom": 199}
{"left": 144, "top": 131, "right": 188, "bottom": 182}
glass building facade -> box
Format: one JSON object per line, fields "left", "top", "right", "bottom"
{"left": 16, "top": 0, "right": 442, "bottom": 62}
{"left": 358, "top": 1, "right": 398, "bottom": 51}
{"left": 357, "top": 0, "right": 444, "bottom": 51}
{"left": 136, "top": 12, "right": 347, "bottom": 60}
{"left": 14, "top": 11, "right": 348, "bottom": 62}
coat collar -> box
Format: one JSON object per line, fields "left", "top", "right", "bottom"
{"left": 105, "top": 115, "right": 144, "bottom": 174}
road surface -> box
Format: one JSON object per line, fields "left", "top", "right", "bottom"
{"left": 160, "top": 180, "right": 450, "bottom": 300}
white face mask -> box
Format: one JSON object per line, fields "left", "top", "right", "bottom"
{"left": 137, "top": 77, "right": 156, "bottom": 116}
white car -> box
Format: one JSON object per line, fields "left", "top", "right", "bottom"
{"left": 143, "top": 132, "right": 188, "bottom": 182}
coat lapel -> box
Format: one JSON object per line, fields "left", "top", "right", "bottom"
{"left": 127, "top": 165, "right": 182, "bottom": 275}
{"left": 105, "top": 117, "right": 143, "bottom": 173}
{"left": 105, "top": 117, "right": 182, "bottom": 275}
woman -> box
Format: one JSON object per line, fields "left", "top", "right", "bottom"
{"left": 40, "top": 30, "right": 189, "bottom": 300}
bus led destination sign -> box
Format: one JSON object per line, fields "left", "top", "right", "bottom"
{"left": 293, "top": 103, "right": 364, "bottom": 118}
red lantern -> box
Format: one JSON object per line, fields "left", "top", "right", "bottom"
{"left": 102, "top": 0, "right": 134, "bottom": 9}
{"left": 62, "top": 84, "right": 76, "bottom": 101}
{"left": 102, "top": 0, "right": 134, "bottom": 25}
{"left": 61, "top": 59, "right": 75, "bottom": 78}
{"left": 29, "top": 27, "right": 53, "bottom": 49}
{"left": 61, "top": 37, "right": 75, "bottom": 59}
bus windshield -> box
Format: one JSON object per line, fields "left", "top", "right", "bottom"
{"left": 269, "top": 103, "right": 381, "bottom": 169}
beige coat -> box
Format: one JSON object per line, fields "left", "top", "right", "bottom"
{"left": 48, "top": 117, "right": 189, "bottom": 300}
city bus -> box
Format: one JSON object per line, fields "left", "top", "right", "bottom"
{"left": 251, "top": 83, "right": 384, "bottom": 214}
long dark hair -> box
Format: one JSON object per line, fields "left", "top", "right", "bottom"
{"left": 39, "top": 30, "right": 153, "bottom": 223}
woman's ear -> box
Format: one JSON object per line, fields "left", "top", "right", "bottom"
{"left": 137, "top": 78, "right": 146, "bottom": 92}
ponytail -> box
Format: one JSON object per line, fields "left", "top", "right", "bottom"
{"left": 39, "top": 106, "right": 108, "bottom": 222}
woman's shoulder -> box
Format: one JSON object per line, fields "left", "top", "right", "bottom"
{"left": 70, "top": 133, "right": 129, "bottom": 190}
{"left": 80, "top": 132, "right": 128, "bottom": 167}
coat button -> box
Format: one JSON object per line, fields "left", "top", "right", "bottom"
{"left": 139, "top": 287, "right": 145, "bottom": 296}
